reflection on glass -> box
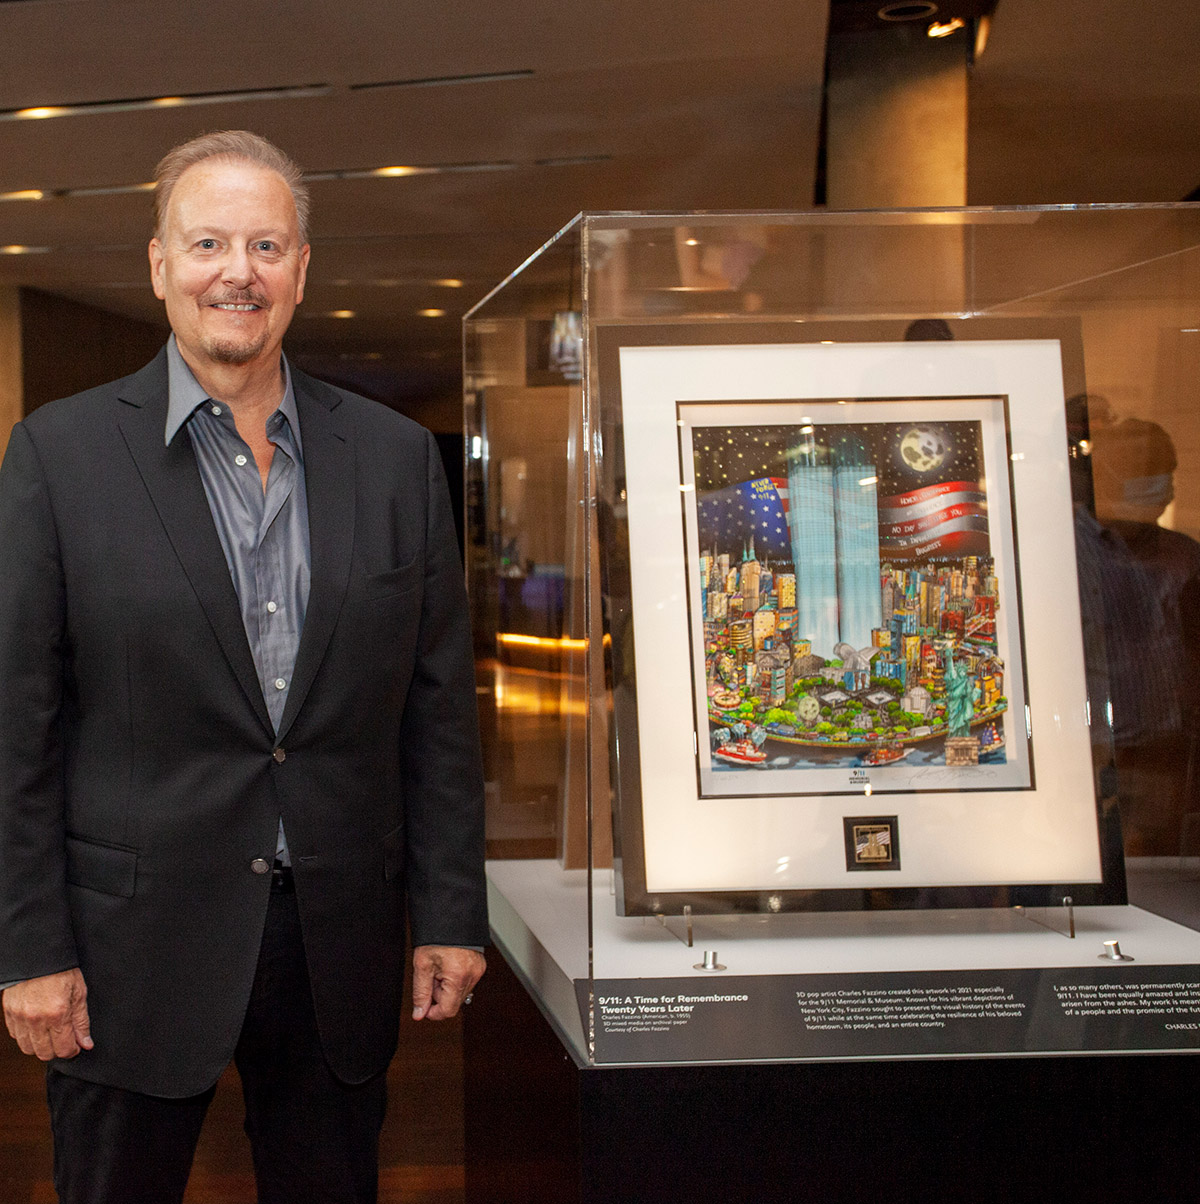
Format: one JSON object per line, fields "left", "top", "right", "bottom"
{"left": 1087, "top": 410, "right": 1200, "bottom": 858}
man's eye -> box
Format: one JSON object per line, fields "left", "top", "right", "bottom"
{"left": 255, "top": 241, "right": 277, "bottom": 252}
{"left": 197, "top": 239, "right": 217, "bottom": 250}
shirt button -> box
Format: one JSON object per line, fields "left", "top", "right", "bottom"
{"left": 273, "top": 748, "right": 286, "bottom": 763}
{"left": 274, "top": 677, "right": 287, "bottom": 691}
{"left": 235, "top": 454, "right": 248, "bottom": 467}
{"left": 250, "top": 858, "right": 271, "bottom": 874}
{"left": 266, "top": 601, "right": 278, "bottom": 614}
{"left": 211, "top": 405, "right": 222, "bottom": 416}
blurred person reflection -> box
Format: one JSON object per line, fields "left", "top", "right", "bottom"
{"left": 1086, "top": 414, "right": 1200, "bottom": 856}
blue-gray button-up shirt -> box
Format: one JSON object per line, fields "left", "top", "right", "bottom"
{"left": 165, "top": 336, "right": 310, "bottom": 863}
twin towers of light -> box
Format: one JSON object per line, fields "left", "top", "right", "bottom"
{"left": 786, "top": 427, "right": 882, "bottom": 657}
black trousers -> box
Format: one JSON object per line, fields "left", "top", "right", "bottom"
{"left": 46, "top": 885, "right": 388, "bottom": 1204}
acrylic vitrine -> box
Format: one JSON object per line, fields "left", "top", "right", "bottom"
{"left": 465, "top": 206, "right": 1200, "bottom": 1066}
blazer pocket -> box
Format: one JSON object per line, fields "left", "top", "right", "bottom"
{"left": 362, "top": 560, "right": 421, "bottom": 603}
{"left": 66, "top": 834, "right": 138, "bottom": 898}
{"left": 382, "top": 823, "right": 405, "bottom": 882}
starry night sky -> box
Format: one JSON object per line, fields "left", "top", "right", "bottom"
{"left": 688, "top": 418, "right": 984, "bottom": 497}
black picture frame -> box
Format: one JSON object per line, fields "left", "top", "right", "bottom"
{"left": 594, "top": 317, "right": 1125, "bottom": 917}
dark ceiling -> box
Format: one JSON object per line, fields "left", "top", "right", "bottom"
{"left": 0, "top": 0, "right": 1197, "bottom": 425}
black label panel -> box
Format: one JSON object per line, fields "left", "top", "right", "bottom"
{"left": 577, "top": 964, "right": 1200, "bottom": 1063}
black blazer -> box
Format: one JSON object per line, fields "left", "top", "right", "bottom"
{"left": 0, "top": 350, "right": 487, "bottom": 1096}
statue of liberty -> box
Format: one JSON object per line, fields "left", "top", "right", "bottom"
{"left": 943, "top": 648, "right": 973, "bottom": 737}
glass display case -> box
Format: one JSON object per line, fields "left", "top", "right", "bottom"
{"left": 464, "top": 206, "right": 1200, "bottom": 1065}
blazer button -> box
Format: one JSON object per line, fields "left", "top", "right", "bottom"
{"left": 272, "top": 748, "right": 286, "bottom": 763}
{"left": 250, "top": 858, "right": 271, "bottom": 874}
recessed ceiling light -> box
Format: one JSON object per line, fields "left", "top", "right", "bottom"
{"left": 2, "top": 158, "right": 521, "bottom": 206}
{"left": 64, "top": 182, "right": 155, "bottom": 198}
{"left": 432, "top": 278, "right": 464, "bottom": 288}
{"left": 974, "top": 13, "right": 991, "bottom": 57}
{"left": 0, "top": 85, "right": 331, "bottom": 123}
{"left": 304, "top": 161, "right": 515, "bottom": 183}
{"left": 350, "top": 69, "right": 533, "bottom": 93}
{"left": 684, "top": 239, "right": 700, "bottom": 246}
{"left": 878, "top": 2, "right": 938, "bottom": 21}
{"left": 0, "top": 244, "right": 50, "bottom": 255}
{"left": 418, "top": 308, "right": 446, "bottom": 318}
{"left": 327, "top": 309, "right": 355, "bottom": 319}
{"left": 534, "top": 154, "right": 613, "bottom": 167}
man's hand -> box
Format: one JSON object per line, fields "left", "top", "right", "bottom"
{"left": 411, "top": 946, "right": 485, "bottom": 1021}
{"left": 3, "top": 968, "right": 93, "bottom": 1060}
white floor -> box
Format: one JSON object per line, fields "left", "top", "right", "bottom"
{"left": 488, "top": 858, "right": 1200, "bottom": 985}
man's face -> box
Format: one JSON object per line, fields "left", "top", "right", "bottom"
{"left": 148, "top": 158, "right": 309, "bottom": 374}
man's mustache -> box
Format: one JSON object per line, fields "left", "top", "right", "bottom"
{"left": 201, "top": 290, "right": 270, "bottom": 308}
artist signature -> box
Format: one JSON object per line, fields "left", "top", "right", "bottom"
{"left": 907, "top": 764, "right": 1001, "bottom": 784}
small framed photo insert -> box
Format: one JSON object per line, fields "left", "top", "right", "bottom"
{"left": 843, "top": 816, "right": 901, "bottom": 872}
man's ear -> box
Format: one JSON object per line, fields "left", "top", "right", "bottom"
{"left": 295, "top": 243, "right": 311, "bottom": 305}
{"left": 148, "top": 239, "right": 166, "bottom": 301}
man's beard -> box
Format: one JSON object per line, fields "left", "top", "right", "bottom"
{"left": 200, "top": 290, "right": 271, "bottom": 365}
{"left": 205, "top": 329, "right": 270, "bottom": 365}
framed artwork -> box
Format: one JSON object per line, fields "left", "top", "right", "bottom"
{"left": 595, "top": 321, "right": 1122, "bottom": 915}
{"left": 680, "top": 395, "right": 1028, "bottom": 798}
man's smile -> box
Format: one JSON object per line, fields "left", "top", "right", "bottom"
{"left": 203, "top": 290, "right": 268, "bottom": 313}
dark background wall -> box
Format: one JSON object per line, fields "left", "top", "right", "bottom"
{"left": 19, "top": 289, "right": 167, "bottom": 415}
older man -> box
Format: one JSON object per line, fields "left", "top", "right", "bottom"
{"left": 0, "top": 130, "right": 487, "bottom": 1204}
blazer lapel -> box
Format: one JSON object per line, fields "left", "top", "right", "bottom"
{"left": 115, "top": 352, "right": 274, "bottom": 738}
{"left": 276, "top": 371, "right": 355, "bottom": 741}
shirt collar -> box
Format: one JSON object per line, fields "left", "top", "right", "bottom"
{"left": 164, "top": 334, "right": 302, "bottom": 457}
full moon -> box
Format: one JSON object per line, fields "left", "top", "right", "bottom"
{"left": 899, "top": 426, "right": 948, "bottom": 473}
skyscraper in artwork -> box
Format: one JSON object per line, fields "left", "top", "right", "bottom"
{"left": 831, "top": 429, "right": 883, "bottom": 650}
{"left": 786, "top": 435, "right": 840, "bottom": 656}
{"left": 785, "top": 427, "right": 882, "bottom": 656}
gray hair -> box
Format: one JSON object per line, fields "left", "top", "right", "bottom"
{"left": 153, "top": 130, "right": 310, "bottom": 243}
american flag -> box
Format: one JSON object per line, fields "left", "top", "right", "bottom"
{"left": 878, "top": 481, "right": 990, "bottom": 561}
{"left": 697, "top": 477, "right": 793, "bottom": 560}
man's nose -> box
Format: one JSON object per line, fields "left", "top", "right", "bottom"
{"left": 219, "top": 244, "right": 254, "bottom": 287}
